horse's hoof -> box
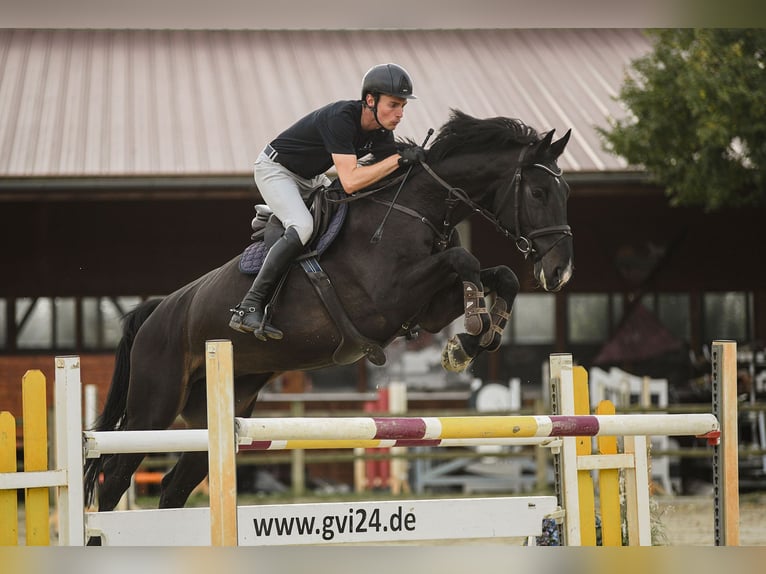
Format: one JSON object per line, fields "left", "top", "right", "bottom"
{"left": 441, "top": 335, "right": 473, "bottom": 372}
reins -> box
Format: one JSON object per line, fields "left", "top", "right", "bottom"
{"left": 324, "top": 173, "right": 408, "bottom": 204}
{"left": 419, "top": 145, "right": 572, "bottom": 258}
{"left": 326, "top": 143, "right": 572, "bottom": 258}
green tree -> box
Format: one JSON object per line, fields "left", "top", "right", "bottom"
{"left": 599, "top": 29, "right": 766, "bottom": 210}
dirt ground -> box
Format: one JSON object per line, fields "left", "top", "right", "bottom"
{"left": 653, "top": 493, "right": 766, "bottom": 546}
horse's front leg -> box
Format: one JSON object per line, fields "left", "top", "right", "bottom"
{"left": 477, "top": 265, "right": 520, "bottom": 352}
{"left": 395, "top": 247, "right": 492, "bottom": 339}
{"left": 415, "top": 281, "right": 483, "bottom": 373}
{"left": 422, "top": 265, "right": 519, "bottom": 373}
{"left": 398, "top": 233, "right": 486, "bottom": 372}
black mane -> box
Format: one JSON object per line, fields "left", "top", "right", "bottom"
{"left": 426, "top": 109, "right": 539, "bottom": 162}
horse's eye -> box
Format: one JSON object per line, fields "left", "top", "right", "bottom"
{"left": 531, "top": 188, "right": 544, "bottom": 199}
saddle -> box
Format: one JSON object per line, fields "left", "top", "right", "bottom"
{"left": 238, "top": 184, "right": 386, "bottom": 367}
{"left": 239, "top": 183, "right": 347, "bottom": 274}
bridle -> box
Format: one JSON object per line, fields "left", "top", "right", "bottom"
{"left": 328, "top": 143, "right": 572, "bottom": 258}
{"left": 418, "top": 144, "right": 572, "bottom": 258}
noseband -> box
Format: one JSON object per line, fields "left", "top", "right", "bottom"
{"left": 420, "top": 145, "right": 572, "bottom": 259}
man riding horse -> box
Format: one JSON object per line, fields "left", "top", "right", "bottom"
{"left": 84, "top": 98, "right": 574, "bottom": 518}
{"left": 230, "top": 63, "right": 425, "bottom": 340}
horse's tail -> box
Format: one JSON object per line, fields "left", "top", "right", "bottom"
{"left": 83, "top": 298, "right": 163, "bottom": 506}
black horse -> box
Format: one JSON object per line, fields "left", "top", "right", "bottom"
{"left": 84, "top": 110, "right": 574, "bottom": 512}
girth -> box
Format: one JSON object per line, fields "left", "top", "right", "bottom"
{"left": 299, "top": 257, "right": 386, "bottom": 366}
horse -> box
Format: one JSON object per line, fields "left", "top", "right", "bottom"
{"left": 83, "top": 109, "right": 574, "bottom": 516}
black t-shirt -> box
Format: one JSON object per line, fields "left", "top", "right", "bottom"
{"left": 269, "top": 100, "right": 395, "bottom": 179}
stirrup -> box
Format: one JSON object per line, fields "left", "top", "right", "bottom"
{"left": 253, "top": 305, "right": 284, "bottom": 341}
{"left": 253, "top": 321, "right": 284, "bottom": 341}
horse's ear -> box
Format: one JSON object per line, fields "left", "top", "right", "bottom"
{"left": 548, "top": 129, "right": 571, "bottom": 160}
{"left": 540, "top": 129, "right": 556, "bottom": 149}
{"left": 529, "top": 130, "right": 555, "bottom": 163}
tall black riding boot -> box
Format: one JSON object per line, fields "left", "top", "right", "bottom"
{"left": 229, "top": 227, "right": 304, "bottom": 340}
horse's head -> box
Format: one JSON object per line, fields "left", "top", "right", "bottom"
{"left": 410, "top": 110, "right": 574, "bottom": 291}
{"left": 498, "top": 128, "right": 574, "bottom": 292}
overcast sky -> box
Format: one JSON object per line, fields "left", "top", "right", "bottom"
{"left": 4, "top": 0, "right": 760, "bottom": 29}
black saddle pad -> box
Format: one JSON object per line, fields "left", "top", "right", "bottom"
{"left": 238, "top": 201, "right": 348, "bottom": 274}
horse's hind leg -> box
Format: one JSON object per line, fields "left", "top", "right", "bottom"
{"left": 96, "top": 395, "right": 182, "bottom": 511}
{"left": 157, "top": 375, "right": 216, "bottom": 508}
{"left": 97, "top": 347, "right": 191, "bottom": 512}
{"left": 97, "top": 452, "right": 149, "bottom": 511}
{"left": 86, "top": 451, "right": 151, "bottom": 545}
{"left": 158, "top": 451, "right": 210, "bottom": 508}
{"left": 158, "top": 373, "right": 270, "bottom": 508}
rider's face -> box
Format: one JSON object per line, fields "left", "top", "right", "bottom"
{"left": 368, "top": 94, "right": 407, "bottom": 131}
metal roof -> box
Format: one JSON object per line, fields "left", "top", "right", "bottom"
{"left": 0, "top": 28, "right": 651, "bottom": 178}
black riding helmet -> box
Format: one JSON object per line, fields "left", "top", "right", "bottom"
{"left": 361, "top": 63, "right": 417, "bottom": 100}
{"left": 361, "top": 63, "right": 416, "bottom": 129}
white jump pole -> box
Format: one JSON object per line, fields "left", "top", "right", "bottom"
{"left": 205, "top": 339, "right": 238, "bottom": 547}
{"left": 83, "top": 429, "right": 209, "bottom": 457}
{"left": 84, "top": 430, "right": 562, "bottom": 455}
{"left": 233, "top": 413, "right": 719, "bottom": 442}
{"left": 86, "top": 411, "right": 718, "bottom": 456}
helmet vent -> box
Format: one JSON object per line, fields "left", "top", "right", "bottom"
{"left": 397, "top": 75, "right": 412, "bottom": 95}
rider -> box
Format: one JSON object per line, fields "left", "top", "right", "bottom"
{"left": 230, "top": 63, "right": 426, "bottom": 340}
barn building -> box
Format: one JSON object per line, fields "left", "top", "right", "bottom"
{"left": 2, "top": 27, "right": 764, "bottom": 430}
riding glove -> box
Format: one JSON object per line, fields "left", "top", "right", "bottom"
{"left": 398, "top": 146, "right": 426, "bottom": 168}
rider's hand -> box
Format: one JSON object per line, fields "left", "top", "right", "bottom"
{"left": 374, "top": 142, "right": 398, "bottom": 158}
{"left": 398, "top": 146, "right": 426, "bottom": 168}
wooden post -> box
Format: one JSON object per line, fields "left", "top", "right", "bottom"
{"left": 622, "top": 435, "right": 651, "bottom": 545}
{"left": 290, "top": 400, "right": 305, "bottom": 497}
{"left": 0, "top": 411, "right": 18, "bottom": 545}
{"left": 550, "top": 353, "right": 580, "bottom": 545}
{"left": 54, "top": 356, "right": 85, "bottom": 546}
{"left": 206, "top": 340, "right": 238, "bottom": 546}
{"left": 596, "top": 400, "right": 621, "bottom": 546}
{"left": 353, "top": 447, "right": 366, "bottom": 493}
{"left": 712, "top": 340, "right": 740, "bottom": 546}
{"left": 22, "top": 371, "right": 49, "bottom": 545}
{"left": 573, "top": 366, "right": 596, "bottom": 545}
{"left": 389, "top": 381, "right": 409, "bottom": 495}
{"left": 534, "top": 399, "right": 548, "bottom": 491}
